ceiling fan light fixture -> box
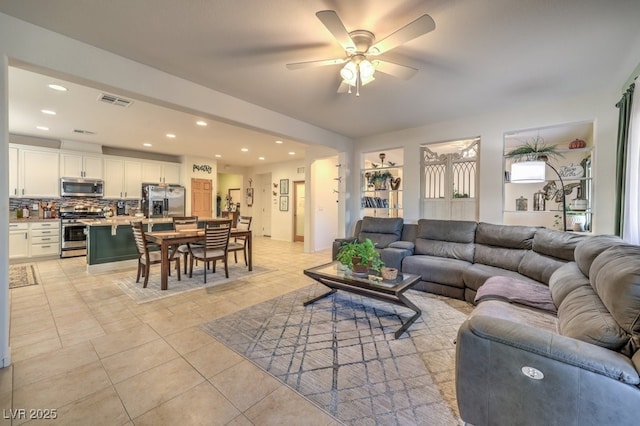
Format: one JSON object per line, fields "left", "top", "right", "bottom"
{"left": 359, "top": 59, "right": 375, "bottom": 79}
{"left": 340, "top": 61, "right": 356, "bottom": 81}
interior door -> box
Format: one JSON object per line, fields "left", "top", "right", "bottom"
{"left": 294, "top": 180, "right": 305, "bottom": 242}
{"left": 191, "top": 178, "right": 212, "bottom": 218}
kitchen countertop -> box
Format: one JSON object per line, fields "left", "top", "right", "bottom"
{"left": 10, "top": 218, "right": 61, "bottom": 224}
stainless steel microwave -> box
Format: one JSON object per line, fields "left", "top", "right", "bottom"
{"left": 60, "top": 177, "right": 104, "bottom": 197}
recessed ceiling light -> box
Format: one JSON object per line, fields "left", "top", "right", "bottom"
{"left": 196, "top": 120, "right": 207, "bottom": 126}
{"left": 143, "top": 143, "right": 152, "bottom": 147}
{"left": 275, "top": 140, "right": 283, "bottom": 144}
{"left": 41, "top": 109, "right": 56, "bottom": 115}
{"left": 166, "top": 133, "right": 176, "bottom": 138}
{"left": 241, "top": 148, "right": 249, "bottom": 152}
{"left": 36, "top": 126, "right": 49, "bottom": 131}
{"left": 215, "top": 154, "right": 221, "bottom": 158}
{"left": 288, "top": 151, "right": 296, "bottom": 155}
{"left": 48, "top": 84, "right": 67, "bottom": 92}
{"left": 258, "top": 157, "right": 265, "bottom": 160}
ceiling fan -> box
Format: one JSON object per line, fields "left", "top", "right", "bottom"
{"left": 286, "top": 10, "right": 435, "bottom": 96}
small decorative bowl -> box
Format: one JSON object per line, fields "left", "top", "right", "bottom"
{"left": 381, "top": 267, "right": 398, "bottom": 280}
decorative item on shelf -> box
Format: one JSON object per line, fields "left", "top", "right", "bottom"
{"left": 390, "top": 177, "right": 401, "bottom": 190}
{"left": 557, "top": 163, "right": 584, "bottom": 178}
{"left": 505, "top": 136, "right": 563, "bottom": 162}
{"left": 335, "top": 238, "right": 384, "bottom": 274}
{"left": 570, "top": 186, "right": 588, "bottom": 211}
{"left": 368, "top": 170, "right": 393, "bottom": 190}
{"left": 569, "top": 138, "right": 587, "bottom": 149}
{"left": 533, "top": 190, "right": 545, "bottom": 211}
{"left": 379, "top": 152, "right": 386, "bottom": 164}
{"left": 571, "top": 215, "right": 586, "bottom": 232}
{"left": 515, "top": 196, "right": 528, "bottom": 211}
{"left": 511, "top": 160, "right": 567, "bottom": 231}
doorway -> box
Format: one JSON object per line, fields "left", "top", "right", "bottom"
{"left": 191, "top": 178, "right": 212, "bottom": 218}
{"left": 294, "top": 180, "right": 305, "bottom": 242}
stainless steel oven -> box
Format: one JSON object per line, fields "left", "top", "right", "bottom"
{"left": 60, "top": 206, "right": 104, "bottom": 258}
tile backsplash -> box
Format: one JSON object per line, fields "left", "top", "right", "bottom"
{"left": 9, "top": 197, "right": 141, "bottom": 216}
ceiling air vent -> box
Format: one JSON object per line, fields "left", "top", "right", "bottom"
{"left": 73, "top": 129, "right": 96, "bottom": 135}
{"left": 98, "top": 93, "right": 133, "bottom": 107}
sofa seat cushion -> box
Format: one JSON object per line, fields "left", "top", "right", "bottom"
{"left": 402, "top": 255, "right": 470, "bottom": 288}
{"left": 474, "top": 244, "right": 528, "bottom": 272}
{"left": 463, "top": 263, "right": 540, "bottom": 292}
{"left": 558, "top": 285, "right": 631, "bottom": 355}
{"left": 548, "top": 262, "right": 591, "bottom": 307}
{"left": 357, "top": 216, "right": 404, "bottom": 249}
{"left": 469, "top": 299, "right": 558, "bottom": 331}
{"left": 475, "top": 276, "right": 557, "bottom": 314}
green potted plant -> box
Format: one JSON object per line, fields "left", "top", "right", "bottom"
{"left": 368, "top": 170, "right": 393, "bottom": 190}
{"left": 336, "top": 238, "right": 384, "bottom": 274}
{"left": 505, "top": 136, "right": 563, "bottom": 162}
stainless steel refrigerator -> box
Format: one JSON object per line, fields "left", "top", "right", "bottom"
{"left": 141, "top": 183, "right": 186, "bottom": 218}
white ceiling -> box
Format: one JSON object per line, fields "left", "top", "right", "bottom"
{"left": 2, "top": 0, "right": 640, "bottom": 166}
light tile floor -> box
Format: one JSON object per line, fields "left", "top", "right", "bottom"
{"left": 3, "top": 237, "right": 341, "bottom": 425}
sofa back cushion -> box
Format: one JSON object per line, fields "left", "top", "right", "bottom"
{"left": 474, "top": 223, "right": 537, "bottom": 271}
{"left": 357, "top": 216, "right": 404, "bottom": 249}
{"left": 532, "top": 228, "right": 587, "bottom": 261}
{"left": 574, "top": 234, "right": 624, "bottom": 277}
{"left": 414, "top": 219, "right": 476, "bottom": 262}
{"left": 589, "top": 244, "right": 640, "bottom": 338}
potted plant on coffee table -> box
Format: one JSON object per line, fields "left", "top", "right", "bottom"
{"left": 336, "top": 238, "right": 384, "bottom": 275}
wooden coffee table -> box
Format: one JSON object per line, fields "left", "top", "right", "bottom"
{"left": 303, "top": 262, "right": 422, "bottom": 338}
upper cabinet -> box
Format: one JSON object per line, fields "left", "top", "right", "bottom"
{"left": 103, "top": 157, "right": 143, "bottom": 199}
{"left": 19, "top": 147, "right": 60, "bottom": 198}
{"left": 60, "top": 152, "right": 103, "bottom": 179}
{"left": 8, "top": 146, "right": 19, "bottom": 197}
{"left": 141, "top": 161, "right": 181, "bottom": 184}
{"left": 503, "top": 121, "right": 594, "bottom": 232}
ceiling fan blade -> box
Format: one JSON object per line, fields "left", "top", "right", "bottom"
{"left": 374, "top": 60, "right": 418, "bottom": 80}
{"left": 286, "top": 58, "right": 346, "bottom": 70}
{"left": 316, "top": 10, "right": 356, "bottom": 52}
{"left": 368, "top": 14, "right": 435, "bottom": 55}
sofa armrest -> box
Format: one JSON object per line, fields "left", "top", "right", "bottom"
{"left": 467, "top": 314, "right": 638, "bottom": 384}
{"left": 381, "top": 246, "right": 414, "bottom": 271}
{"left": 456, "top": 315, "right": 640, "bottom": 426}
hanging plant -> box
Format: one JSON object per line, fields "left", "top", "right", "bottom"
{"left": 505, "top": 136, "right": 563, "bottom": 162}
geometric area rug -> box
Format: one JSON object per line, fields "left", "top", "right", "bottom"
{"left": 201, "top": 284, "right": 472, "bottom": 425}
{"left": 9, "top": 264, "right": 39, "bottom": 289}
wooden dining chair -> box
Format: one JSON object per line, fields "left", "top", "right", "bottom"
{"left": 188, "top": 219, "right": 232, "bottom": 283}
{"left": 172, "top": 216, "right": 199, "bottom": 274}
{"left": 131, "top": 221, "right": 180, "bottom": 288}
{"left": 228, "top": 215, "right": 252, "bottom": 266}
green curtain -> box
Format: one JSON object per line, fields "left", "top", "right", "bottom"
{"left": 615, "top": 83, "right": 635, "bottom": 235}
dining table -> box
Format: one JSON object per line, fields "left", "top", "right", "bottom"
{"left": 145, "top": 227, "right": 252, "bottom": 290}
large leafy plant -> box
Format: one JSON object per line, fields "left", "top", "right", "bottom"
{"left": 505, "top": 136, "right": 563, "bottom": 162}
{"left": 336, "top": 238, "right": 384, "bottom": 272}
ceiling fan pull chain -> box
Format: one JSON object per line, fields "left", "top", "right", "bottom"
{"left": 356, "top": 63, "right": 361, "bottom": 96}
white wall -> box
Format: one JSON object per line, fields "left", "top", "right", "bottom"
{"left": 353, "top": 89, "right": 620, "bottom": 235}
{"left": 1, "top": 54, "right": 11, "bottom": 366}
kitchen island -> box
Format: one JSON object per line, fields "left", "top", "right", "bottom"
{"left": 81, "top": 217, "right": 242, "bottom": 273}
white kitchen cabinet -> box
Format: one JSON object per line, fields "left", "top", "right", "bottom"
{"left": 141, "top": 161, "right": 181, "bottom": 184}
{"left": 9, "top": 223, "right": 29, "bottom": 259}
{"left": 20, "top": 148, "right": 60, "bottom": 197}
{"left": 60, "top": 152, "right": 103, "bottom": 179}
{"left": 103, "top": 157, "right": 142, "bottom": 199}
{"left": 30, "top": 221, "right": 60, "bottom": 257}
{"left": 8, "top": 146, "right": 18, "bottom": 197}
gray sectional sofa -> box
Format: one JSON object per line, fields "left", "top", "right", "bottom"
{"left": 333, "top": 216, "right": 640, "bottom": 425}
